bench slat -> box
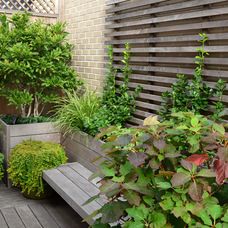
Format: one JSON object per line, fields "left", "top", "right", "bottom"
{"left": 57, "top": 165, "right": 106, "bottom": 205}
{"left": 43, "top": 167, "right": 101, "bottom": 224}
{"left": 68, "top": 162, "right": 102, "bottom": 187}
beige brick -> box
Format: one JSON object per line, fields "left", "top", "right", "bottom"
{"left": 60, "top": 0, "right": 106, "bottom": 92}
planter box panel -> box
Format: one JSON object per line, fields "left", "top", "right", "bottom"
{"left": 61, "top": 132, "right": 106, "bottom": 173}
{"left": 71, "top": 132, "right": 104, "bottom": 155}
{"left": 9, "top": 122, "right": 59, "bottom": 137}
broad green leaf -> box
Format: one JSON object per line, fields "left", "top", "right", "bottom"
{"left": 215, "top": 223, "right": 223, "bottom": 228}
{"left": 124, "top": 221, "right": 144, "bottom": 228}
{"left": 101, "top": 201, "right": 128, "bottom": 223}
{"left": 213, "top": 123, "right": 225, "bottom": 135}
{"left": 222, "top": 210, "right": 228, "bottom": 222}
{"left": 171, "top": 172, "right": 191, "bottom": 187}
{"left": 123, "top": 182, "right": 154, "bottom": 195}
{"left": 160, "top": 197, "right": 174, "bottom": 211}
{"left": 126, "top": 204, "right": 149, "bottom": 221}
{"left": 149, "top": 212, "right": 167, "bottom": 228}
{"left": 112, "top": 175, "right": 125, "bottom": 183}
{"left": 197, "top": 169, "right": 216, "bottom": 178}
{"left": 157, "top": 182, "right": 172, "bottom": 190}
{"left": 100, "top": 164, "right": 115, "bottom": 177}
{"left": 172, "top": 206, "right": 185, "bottom": 218}
{"left": 92, "top": 224, "right": 110, "bottom": 228}
{"left": 143, "top": 195, "right": 154, "bottom": 206}
{"left": 191, "top": 117, "right": 199, "bottom": 127}
{"left": 143, "top": 115, "right": 160, "bottom": 126}
{"left": 120, "top": 161, "right": 132, "bottom": 176}
{"left": 181, "top": 212, "right": 192, "bottom": 224}
{"left": 207, "top": 205, "right": 223, "bottom": 221}
{"left": 198, "top": 209, "right": 212, "bottom": 226}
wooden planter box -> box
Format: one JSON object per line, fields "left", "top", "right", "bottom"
{"left": 0, "top": 119, "right": 61, "bottom": 184}
{"left": 61, "top": 131, "right": 106, "bottom": 173}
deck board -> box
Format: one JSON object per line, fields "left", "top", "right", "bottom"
{"left": 16, "top": 205, "right": 43, "bottom": 228}
{"left": 0, "top": 185, "right": 88, "bottom": 228}
{"left": 1, "top": 207, "right": 25, "bottom": 228}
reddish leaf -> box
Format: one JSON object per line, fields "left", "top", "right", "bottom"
{"left": 171, "top": 172, "right": 191, "bottom": 187}
{"left": 214, "top": 147, "right": 228, "bottom": 185}
{"left": 214, "top": 159, "right": 228, "bottom": 185}
{"left": 204, "top": 144, "right": 218, "bottom": 151}
{"left": 181, "top": 159, "right": 193, "bottom": 171}
{"left": 201, "top": 134, "right": 217, "bottom": 144}
{"left": 186, "top": 154, "right": 209, "bottom": 166}
{"left": 128, "top": 152, "right": 148, "bottom": 168}
{"left": 217, "top": 147, "right": 228, "bottom": 162}
{"left": 153, "top": 139, "right": 166, "bottom": 150}
{"left": 188, "top": 182, "right": 203, "bottom": 202}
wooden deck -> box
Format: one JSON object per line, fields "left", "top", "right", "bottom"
{"left": 0, "top": 185, "right": 88, "bottom": 228}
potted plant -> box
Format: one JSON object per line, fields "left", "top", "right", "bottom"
{"left": 0, "top": 13, "right": 82, "bottom": 169}
{"left": 8, "top": 140, "right": 67, "bottom": 199}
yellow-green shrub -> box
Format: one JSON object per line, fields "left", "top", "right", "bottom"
{"left": 8, "top": 140, "right": 67, "bottom": 196}
{"left": 0, "top": 153, "right": 4, "bottom": 180}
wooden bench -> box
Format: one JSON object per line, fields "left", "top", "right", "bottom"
{"left": 43, "top": 162, "right": 105, "bottom": 225}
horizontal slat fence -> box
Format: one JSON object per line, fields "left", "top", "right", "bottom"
{"left": 106, "top": 0, "right": 228, "bottom": 125}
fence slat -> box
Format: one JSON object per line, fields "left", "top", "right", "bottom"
{"left": 107, "top": 0, "right": 228, "bottom": 125}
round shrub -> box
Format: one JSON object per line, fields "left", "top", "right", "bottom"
{"left": 8, "top": 140, "right": 67, "bottom": 197}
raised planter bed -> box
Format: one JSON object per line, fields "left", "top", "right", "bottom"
{"left": 61, "top": 131, "right": 106, "bottom": 172}
{"left": 0, "top": 119, "right": 61, "bottom": 184}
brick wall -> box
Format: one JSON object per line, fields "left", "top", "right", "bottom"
{"left": 60, "top": 0, "right": 106, "bottom": 93}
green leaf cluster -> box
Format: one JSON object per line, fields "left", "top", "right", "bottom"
{"left": 84, "top": 44, "right": 141, "bottom": 136}
{"left": 8, "top": 140, "right": 67, "bottom": 196}
{"left": 54, "top": 90, "right": 101, "bottom": 134}
{"left": 0, "top": 153, "right": 4, "bottom": 181}
{"left": 159, "top": 33, "right": 226, "bottom": 121}
{"left": 0, "top": 13, "right": 82, "bottom": 118}
{"left": 86, "top": 112, "right": 228, "bottom": 227}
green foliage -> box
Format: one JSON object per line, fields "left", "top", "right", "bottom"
{"left": 0, "top": 13, "right": 82, "bottom": 118}
{"left": 54, "top": 90, "right": 101, "bottom": 134}
{"left": 8, "top": 140, "right": 67, "bottom": 196}
{"left": 86, "top": 112, "right": 228, "bottom": 227}
{"left": 160, "top": 33, "right": 226, "bottom": 121}
{"left": 2, "top": 115, "right": 50, "bottom": 125}
{"left": 85, "top": 44, "right": 141, "bottom": 136}
{"left": 0, "top": 153, "right": 4, "bottom": 181}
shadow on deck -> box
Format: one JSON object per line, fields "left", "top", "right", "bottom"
{"left": 0, "top": 184, "right": 88, "bottom": 228}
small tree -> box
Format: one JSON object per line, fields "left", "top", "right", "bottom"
{"left": 0, "top": 13, "right": 82, "bottom": 117}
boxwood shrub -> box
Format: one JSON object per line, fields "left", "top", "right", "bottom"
{"left": 8, "top": 140, "right": 67, "bottom": 197}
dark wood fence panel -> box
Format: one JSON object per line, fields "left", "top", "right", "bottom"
{"left": 106, "top": 0, "right": 228, "bottom": 125}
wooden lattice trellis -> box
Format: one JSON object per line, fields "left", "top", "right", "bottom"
{"left": 0, "top": 0, "right": 58, "bottom": 15}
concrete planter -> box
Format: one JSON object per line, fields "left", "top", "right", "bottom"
{"left": 61, "top": 131, "right": 105, "bottom": 173}
{"left": 0, "top": 119, "right": 61, "bottom": 184}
